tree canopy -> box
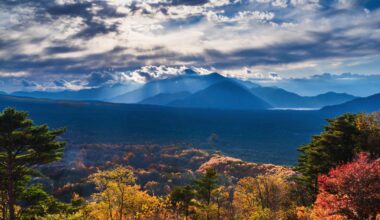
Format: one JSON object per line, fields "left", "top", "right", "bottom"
{"left": 0, "top": 108, "right": 65, "bottom": 220}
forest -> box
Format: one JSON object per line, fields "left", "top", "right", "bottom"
{"left": 0, "top": 108, "right": 379, "bottom": 220}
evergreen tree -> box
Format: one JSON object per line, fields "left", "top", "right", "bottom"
{"left": 295, "top": 112, "right": 380, "bottom": 204}
{"left": 0, "top": 108, "right": 65, "bottom": 220}
{"left": 170, "top": 185, "right": 195, "bottom": 219}
{"left": 194, "top": 168, "right": 218, "bottom": 206}
{"left": 194, "top": 168, "right": 218, "bottom": 220}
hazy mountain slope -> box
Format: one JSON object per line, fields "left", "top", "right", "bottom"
{"left": 139, "top": 92, "right": 191, "bottom": 105}
{"left": 322, "top": 93, "right": 380, "bottom": 113}
{"left": 251, "top": 87, "right": 356, "bottom": 108}
{"left": 169, "top": 81, "right": 271, "bottom": 110}
{"left": 12, "top": 84, "right": 137, "bottom": 101}
{"left": 233, "top": 79, "right": 260, "bottom": 89}
{"left": 251, "top": 87, "right": 306, "bottom": 108}
{"left": 109, "top": 72, "right": 226, "bottom": 103}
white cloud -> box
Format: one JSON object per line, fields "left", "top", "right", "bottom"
{"left": 0, "top": 71, "right": 30, "bottom": 78}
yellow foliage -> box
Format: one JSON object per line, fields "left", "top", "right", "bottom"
{"left": 86, "top": 166, "right": 161, "bottom": 220}
{"left": 233, "top": 175, "right": 296, "bottom": 220}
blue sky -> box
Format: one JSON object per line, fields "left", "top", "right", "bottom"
{"left": 0, "top": 0, "right": 380, "bottom": 94}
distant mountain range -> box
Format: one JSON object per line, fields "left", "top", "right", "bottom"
{"left": 12, "top": 84, "right": 137, "bottom": 101}
{"left": 250, "top": 87, "right": 356, "bottom": 108}
{"left": 322, "top": 93, "right": 380, "bottom": 114}
{"left": 9, "top": 70, "right": 360, "bottom": 110}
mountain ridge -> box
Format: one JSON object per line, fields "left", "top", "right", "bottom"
{"left": 169, "top": 80, "right": 271, "bottom": 110}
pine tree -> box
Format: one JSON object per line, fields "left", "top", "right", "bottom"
{"left": 0, "top": 108, "right": 65, "bottom": 220}
{"left": 170, "top": 185, "right": 195, "bottom": 219}
{"left": 194, "top": 168, "right": 218, "bottom": 220}
{"left": 194, "top": 168, "right": 218, "bottom": 206}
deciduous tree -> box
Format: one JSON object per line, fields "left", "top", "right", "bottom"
{"left": 313, "top": 152, "right": 380, "bottom": 220}
{"left": 87, "top": 166, "right": 160, "bottom": 220}
{"left": 233, "top": 175, "right": 296, "bottom": 220}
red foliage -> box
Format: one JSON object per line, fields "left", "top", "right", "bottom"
{"left": 313, "top": 152, "right": 380, "bottom": 220}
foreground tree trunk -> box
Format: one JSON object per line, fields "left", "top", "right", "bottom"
{"left": 6, "top": 156, "right": 15, "bottom": 220}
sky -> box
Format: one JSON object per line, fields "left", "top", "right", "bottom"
{"left": 0, "top": 0, "right": 380, "bottom": 94}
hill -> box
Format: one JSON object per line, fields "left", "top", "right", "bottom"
{"left": 169, "top": 81, "right": 271, "bottom": 110}
{"left": 110, "top": 72, "right": 225, "bottom": 103}
{"left": 322, "top": 93, "right": 380, "bottom": 114}
{"left": 307, "top": 92, "right": 356, "bottom": 107}
{"left": 0, "top": 94, "right": 327, "bottom": 164}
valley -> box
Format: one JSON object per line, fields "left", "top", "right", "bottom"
{"left": 0, "top": 94, "right": 342, "bottom": 165}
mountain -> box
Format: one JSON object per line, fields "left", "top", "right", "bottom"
{"left": 0, "top": 91, "right": 6, "bottom": 95}
{"left": 169, "top": 80, "right": 271, "bottom": 110}
{"left": 322, "top": 93, "right": 380, "bottom": 113}
{"left": 251, "top": 87, "right": 356, "bottom": 108}
{"left": 109, "top": 72, "right": 226, "bottom": 103}
{"left": 139, "top": 92, "right": 191, "bottom": 105}
{"left": 12, "top": 84, "right": 138, "bottom": 101}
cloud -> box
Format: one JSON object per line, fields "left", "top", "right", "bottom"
{"left": 120, "top": 65, "right": 212, "bottom": 83}
{"left": 1, "top": 0, "right": 380, "bottom": 91}
{"left": 0, "top": 71, "right": 29, "bottom": 78}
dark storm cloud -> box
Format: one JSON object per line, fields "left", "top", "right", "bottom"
{"left": 86, "top": 72, "right": 115, "bottom": 87}
{"left": 21, "top": 80, "right": 38, "bottom": 87}
{"left": 203, "top": 28, "right": 380, "bottom": 69}
{"left": 44, "top": 46, "right": 83, "bottom": 54}
{"left": 1, "top": 0, "right": 125, "bottom": 39}
{"left": 171, "top": 0, "right": 209, "bottom": 6}
{"left": 46, "top": 1, "right": 125, "bottom": 39}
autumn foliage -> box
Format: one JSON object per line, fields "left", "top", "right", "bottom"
{"left": 313, "top": 153, "right": 380, "bottom": 220}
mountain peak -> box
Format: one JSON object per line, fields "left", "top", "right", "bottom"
{"left": 207, "top": 72, "right": 224, "bottom": 78}
{"left": 183, "top": 68, "right": 198, "bottom": 75}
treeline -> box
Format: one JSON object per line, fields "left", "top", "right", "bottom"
{"left": 0, "top": 108, "right": 379, "bottom": 219}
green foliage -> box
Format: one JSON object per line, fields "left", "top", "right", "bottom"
{"left": 194, "top": 168, "right": 218, "bottom": 206}
{"left": 170, "top": 185, "right": 195, "bottom": 218}
{"left": 295, "top": 112, "right": 380, "bottom": 204}
{"left": 0, "top": 108, "right": 65, "bottom": 219}
{"left": 19, "top": 185, "right": 70, "bottom": 220}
